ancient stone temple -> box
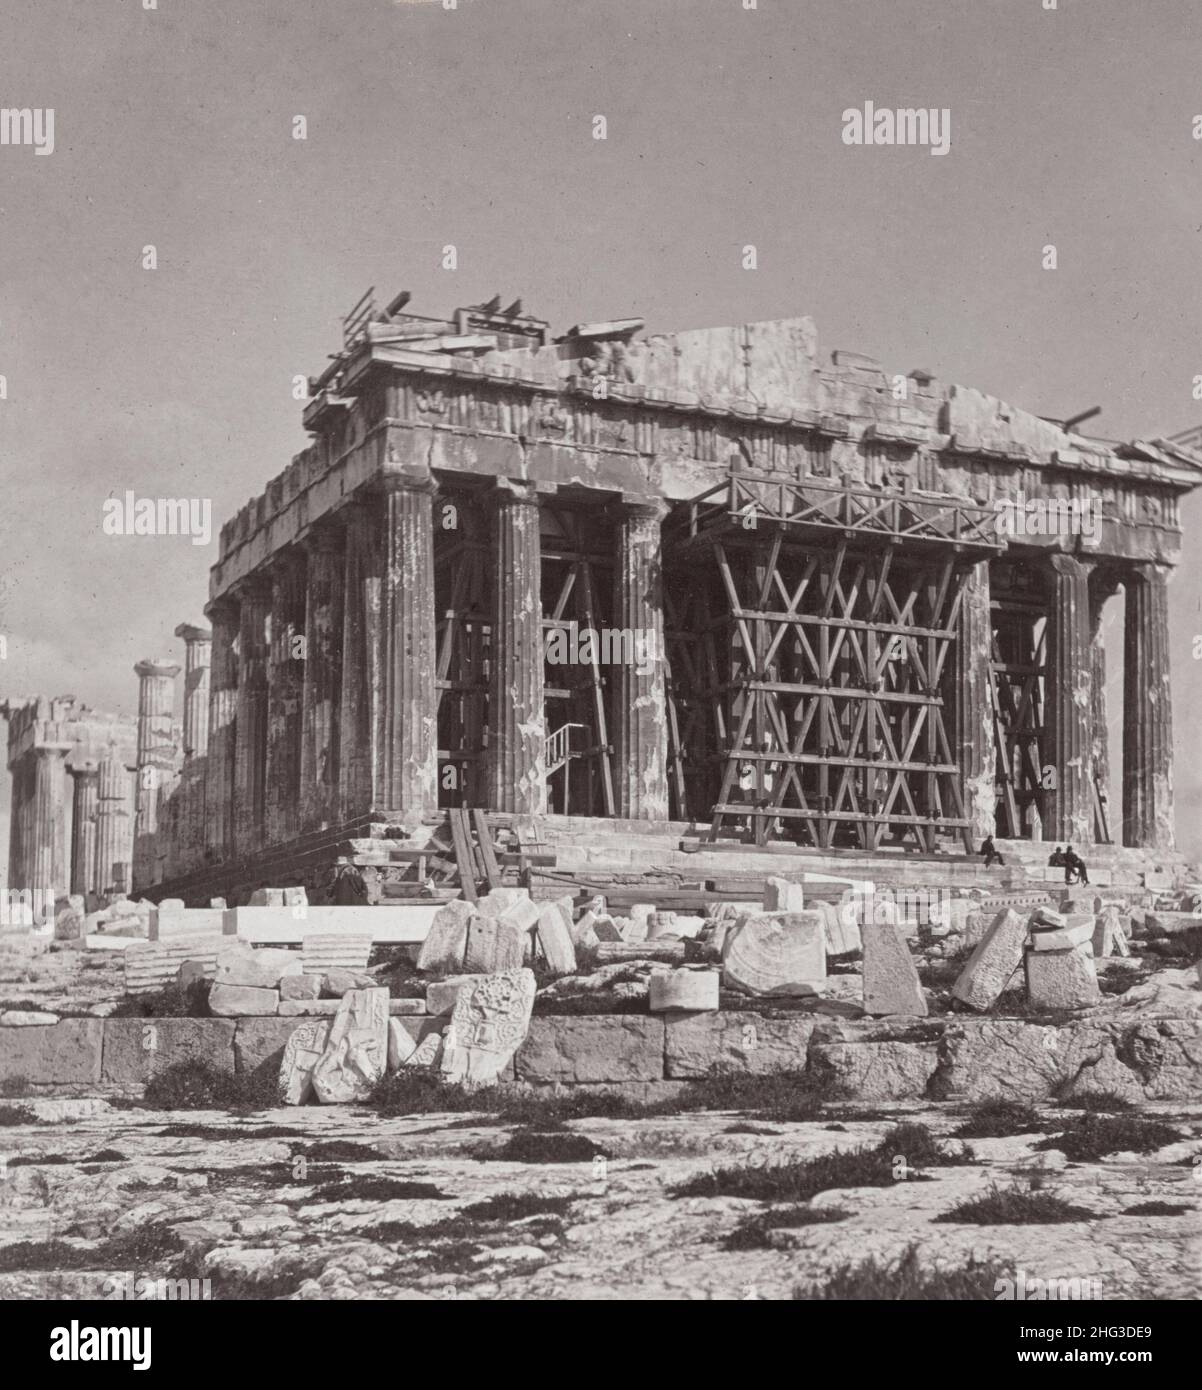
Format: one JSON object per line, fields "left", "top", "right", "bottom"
{"left": 2, "top": 697, "right": 138, "bottom": 907}
{"left": 74, "top": 296, "right": 1202, "bottom": 901}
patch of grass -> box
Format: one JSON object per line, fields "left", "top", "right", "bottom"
{"left": 459, "top": 1192, "right": 578, "bottom": 1221}
{"left": 1057, "top": 1091, "right": 1135, "bottom": 1114}
{"left": 954, "top": 1100, "right": 1047, "bottom": 1139}
{"left": 793, "top": 1245, "right": 1012, "bottom": 1300}
{"left": 672, "top": 1123, "right": 970, "bottom": 1202}
{"left": 1121, "top": 1201, "right": 1192, "bottom": 1217}
{"left": 79, "top": 1149, "right": 126, "bottom": 1164}
{"left": 110, "top": 980, "right": 211, "bottom": 1018}
{"left": 8, "top": 1153, "right": 72, "bottom": 1167}
{"left": 294, "top": 1139, "right": 382, "bottom": 1163}
{"left": 479, "top": 1131, "right": 610, "bottom": 1164}
{"left": 0, "top": 1222, "right": 184, "bottom": 1274}
{"left": 309, "top": 1175, "right": 450, "bottom": 1202}
{"left": 721, "top": 1204, "right": 851, "bottom": 1250}
{"left": 725, "top": 1122, "right": 779, "bottom": 1135}
{"left": 367, "top": 1070, "right": 492, "bottom": 1117}
{"left": 673, "top": 1068, "right": 834, "bottom": 1122}
{"left": 138, "top": 1060, "right": 282, "bottom": 1112}
{"left": 0, "top": 1103, "right": 36, "bottom": 1126}
{"left": 368, "top": 946, "right": 427, "bottom": 998}
{"left": 935, "top": 1182, "right": 1096, "bottom": 1225}
{"left": 1034, "top": 1114, "right": 1184, "bottom": 1162}
{"left": 0, "top": 1076, "right": 32, "bottom": 1098}
{"left": 155, "top": 1123, "right": 307, "bottom": 1140}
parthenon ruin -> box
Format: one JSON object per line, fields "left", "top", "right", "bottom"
{"left": 6, "top": 296, "right": 1200, "bottom": 907}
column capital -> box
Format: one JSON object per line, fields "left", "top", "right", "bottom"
{"left": 494, "top": 477, "right": 549, "bottom": 504}
{"left": 134, "top": 657, "right": 180, "bottom": 682}
{"left": 68, "top": 759, "right": 100, "bottom": 777}
{"left": 1047, "top": 552, "right": 1093, "bottom": 579}
{"left": 615, "top": 495, "right": 669, "bottom": 524}
{"left": 174, "top": 622, "right": 212, "bottom": 645}
{"left": 229, "top": 574, "right": 273, "bottom": 607}
{"left": 204, "top": 594, "right": 240, "bottom": 625}
{"left": 380, "top": 461, "right": 437, "bottom": 495}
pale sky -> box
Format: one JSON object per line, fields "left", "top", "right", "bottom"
{"left": 1, "top": 0, "right": 1200, "bottom": 869}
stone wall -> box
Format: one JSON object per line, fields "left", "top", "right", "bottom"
{"left": 4, "top": 1010, "right": 1197, "bottom": 1103}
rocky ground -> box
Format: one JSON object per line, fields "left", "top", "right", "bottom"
{"left": 2, "top": 1092, "right": 1198, "bottom": 1301}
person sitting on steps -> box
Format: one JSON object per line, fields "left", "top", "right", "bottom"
{"left": 980, "top": 835, "right": 1004, "bottom": 868}
{"left": 1063, "top": 845, "right": 1090, "bottom": 886}
{"left": 1048, "top": 846, "right": 1066, "bottom": 867}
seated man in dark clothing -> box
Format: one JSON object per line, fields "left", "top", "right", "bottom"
{"left": 1048, "top": 847, "right": 1066, "bottom": 867}
{"left": 1064, "top": 846, "right": 1090, "bottom": 885}
{"left": 980, "top": 835, "right": 1004, "bottom": 868}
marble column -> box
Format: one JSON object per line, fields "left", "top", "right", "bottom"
{"left": 1044, "top": 554, "right": 1093, "bottom": 845}
{"left": 487, "top": 480, "right": 546, "bottom": 814}
{"left": 29, "top": 744, "right": 70, "bottom": 902}
{"left": 953, "top": 559, "right": 997, "bottom": 843}
{"left": 204, "top": 600, "right": 239, "bottom": 863}
{"left": 1123, "top": 562, "right": 1174, "bottom": 850}
{"left": 233, "top": 581, "right": 271, "bottom": 855}
{"left": 299, "top": 526, "right": 344, "bottom": 830}
{"left": 265, "top": 552, "right": 307, "bottom": 845}
{"left": 382, "top": 471, "right": 439, "bottom": 819}
{"left": 69, "top": 762, "right": 99, "bottom": 897}
{"left": 173, "top": 623, "right": 211, "bottom": 873}
{"left": 132, "top": 658, "right": 180, "bottom": 890}
{"left": 1088, "top": 569, "right": 1121, "bottom": 844}
{"left": 174, "top": 624, "right": 212, "bottom": 759}
{"left": 6, "top": 752, "right": 31, "bottom": 895}
{"left": 95, "top": 750, "right": 133, "bottom": 896}
{"left": 338, "top": 500, "right": 384, "bottom": 820}
{"left": 612, "top": 499, "right": 669, "bottom": 819}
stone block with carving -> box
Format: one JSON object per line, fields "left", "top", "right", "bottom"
{"left": 311, "top": 987, "right": 390, "bottom": 1103}
{"left": 534, "top": 904, "right": 577, "bottom": 975}
{"left": 721, "top": 911, "right": 826, "bottom": 997}
{"left": 463, "top": 916, "right": 526, "bottom": 974}
{"left": 280, "top": 1018, "right": 332, "bottom": 1104}
{"left": 439, "top": 968, "right": 536, "bottom": 1088}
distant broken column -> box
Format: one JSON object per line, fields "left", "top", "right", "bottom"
{"left": 68, "top": 761, "right": 99, "bottom": 897}
{"left": 612, "top": 499, "right": 669, "bottom": 819}
{"left": 132, "top": 657, "right": 180, "bottom": 890}
{"left": 488, "top": 479, "right": 546, "bottom": 814}
{"left": 174, "top": 623, "right": 211, "bottom": 873}
{"left": 1123, "top": 563, "right": 1174, "bottom": 850}
{"left": 380, "top": 469, "right": 438, "bottom": 820}
{"left": 29, "top": 743, "right": 70, "bottom": 902}
{"left": 204, "top": 599, "right": 239, "bottom": 863}
{"left": 953, "top": 559, "right": 996, "bottom": 843}
{"left": 94, "top": 750, "right": 133, "bottom": 896}
{"left": 299, "top": 525, "right": 344, "bottom": 830}
{"left": 1044, "top": 555, "right": 1092, "bottom": 844}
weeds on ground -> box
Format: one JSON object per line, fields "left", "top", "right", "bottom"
{"left": 309, "top": 1175, "right": 450, "bottom": 1202}
{"left": 934, "top": 1182, "right": 1097, "bottom": 1225}
{"left": 1033, "top": 1114, "right": 1183, "bottom": 1162}
{"left": 793, "top": 1245, "right": 1011, "bottom": 1300}
{"left": 721, "top": 1205, "right": 851, "bottom": 1250}
{"left": 0, "top": 1222, "right": 183, "bottom": 1274}
{"left": 1056, "top": 1091, "right": 1135, "bottom": 1114}
{"left": 672, "top": 1123, "right": 971, "bottom": 1202}
{"left": 135, "top": 1061, "right": 283, "bottom": 1112}
{"left": 1121, "top": 1201, "right": 1192, "bottom": 1216}
{"left": 477, "top": 1131, "right": 610, "bottom": 1164}
{"left": 953, "top": 1100, "right": 1047, "bottom": 1138}
{"left": 0, "top": 1103, "right": 36, "bottom": 1126}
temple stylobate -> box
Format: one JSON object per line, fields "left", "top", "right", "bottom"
{"left": 53, "top": 295, "right": 1201, "bottom": 903}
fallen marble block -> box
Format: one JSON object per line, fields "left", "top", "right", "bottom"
{"left": 721, "top": 911, "right": 826, "bottom": 997}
